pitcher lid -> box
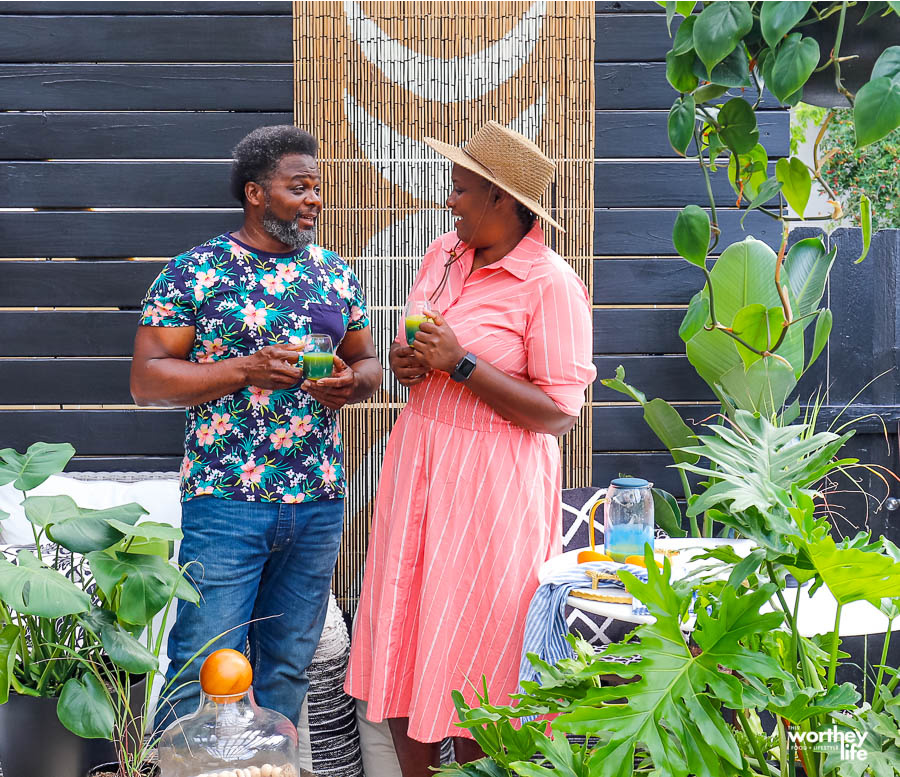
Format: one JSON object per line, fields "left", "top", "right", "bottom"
{"left": 610, "top": 477, "right": 650, "bottom": 488}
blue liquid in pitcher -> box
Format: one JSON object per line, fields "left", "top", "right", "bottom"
{"left": 606, "top": 524, "right": 654, "bottom": 563}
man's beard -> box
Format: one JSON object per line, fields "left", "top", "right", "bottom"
{"left": 262, "top": 202, "right": 316, "bottom": 251}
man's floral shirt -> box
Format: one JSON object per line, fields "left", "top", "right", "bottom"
{"left": 139, "top": 233, "right": 369, "bottom": 503}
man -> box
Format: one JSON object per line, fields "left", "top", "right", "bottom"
{"left": 131, "top": 125, "right": 381, "bottom": 729}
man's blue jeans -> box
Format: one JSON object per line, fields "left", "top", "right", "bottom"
{"left": 155, "top": 496, "right": 345, "bottom": 730}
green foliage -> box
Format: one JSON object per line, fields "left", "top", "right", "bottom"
{"left": 0, "top": 442, "right": 196, "bottom": 777}
{"left": 820, "top": 110, "right": 900, "bottom": 230}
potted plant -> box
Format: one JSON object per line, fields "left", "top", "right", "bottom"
{"left": 0, "top": 442, "right": 199, "bottom": 777}
{"left": 430, "top": 3, "right": 900, "bottom": 775}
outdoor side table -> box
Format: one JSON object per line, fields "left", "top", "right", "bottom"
{"left": 540, "top": 538, "right": 891, "bottom": 638}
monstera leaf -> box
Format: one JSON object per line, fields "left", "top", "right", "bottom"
{"left": 0, "top": 550, "right": 91, "bottom": 618}
{"left": 552, "top": 560, "right": 787, "bottom": 777}
{"left": 0, "top": 442, "right": 74, "bottom": 490}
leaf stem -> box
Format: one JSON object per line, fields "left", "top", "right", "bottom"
{"left": 832, "top": 2, "right": 855, "bottom": 107}
{"left": 872, "top": 617, "right": 894, "bottom": 713}
{"left": 737, "top": 708, "right": 775, "bottom": 777}
{"left": 827, "top": 603, "right": 843, "bottom": 687}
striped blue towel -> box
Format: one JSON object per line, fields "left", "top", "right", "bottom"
{"left": 518, "top": 561, "right": 647, "bottom": 689}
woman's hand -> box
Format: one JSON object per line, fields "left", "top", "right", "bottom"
{"left": 411, "top": 311, "right": 466, "bottom": 373}
{"left": 390, "top": 343, "right": 430, "bottom": 387}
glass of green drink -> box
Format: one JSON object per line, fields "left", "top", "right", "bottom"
{"left": 405, "top": 299, "right": 429, "bottom": 345}
{"left": 303, "top": 333, "right": 334, "bottom": 381}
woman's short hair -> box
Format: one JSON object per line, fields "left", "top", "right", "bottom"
{"left": 230, "top": 125, "right": 318, "bottom": 204}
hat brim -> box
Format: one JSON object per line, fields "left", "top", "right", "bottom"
{"left": 423, "top": 137, "right": 565, "bottom": 233}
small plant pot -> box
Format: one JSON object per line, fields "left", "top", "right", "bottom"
{"left": 800, "top": 4, "right": 900, "bottom": 108}
{"left": 86, "top": 761, "right": 159, "bottom": 777}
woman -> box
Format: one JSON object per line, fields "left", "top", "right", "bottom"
{"left": 345, "top": 121, "right": 595, "bottom": 775}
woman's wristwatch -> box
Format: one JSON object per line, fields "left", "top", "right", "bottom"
{"left": 450, "top": 351, "right": 477, "bottom": 382}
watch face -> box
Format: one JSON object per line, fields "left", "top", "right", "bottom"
{"left": 452, "top": 352, "right": 477, "bottom": 382}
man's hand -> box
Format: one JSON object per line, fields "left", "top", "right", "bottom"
{"left": 390, "top": 343, "right": 431, "bottom": 387}
{"left": 411, "top": 311, "right": 466, "bottom": 373}
{"left": 241, "top": 344, "right": 306, "bottom": 390}
{"left": 302, "top": 353, "right": 356, "bottom": 410}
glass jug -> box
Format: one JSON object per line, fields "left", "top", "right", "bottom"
{"left": 158, "top": 649, "right": 299, "bottom": 777}
{"left": 604, "top": 477, "right": 654, "bottom": 563}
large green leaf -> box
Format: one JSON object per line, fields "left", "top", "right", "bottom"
{"left": 854, "top": 76, "right": 900, "bottom": 147}
{"left": 716, "top": 357, "right": 798, "bottom": 416}
{"left": 672, "top": 204, "right": 709, "bottom": 265}
{"left": 818, "top": 707, "right": 900, "bottom": 776}
{"left": 668, "top": 95, "right": 696, "bottom": 155}
{"left": 678, "top": 293, "right": 710, "bottom": 343}
{"left": 767, "top": 681, "right": 859, "bottom": 724}
{"left": 775, "top": 156, "right": 812, "bottom": 217}
{"left": 24, "top": 495, "right": 147, "bottom": 553}
{"left": 100, "top": 621, "right": 158, "bottom": 674}
{"left": 554, "top": 564, "right": 786, "bottom": 777}
{"left": 57, "top": 674, "right": 115, "bottom": 739}
{"left": 769, "top": 33, "right": 819, "bottom": 103}
{"left": 760, "top": 1, "right": 813, "bottom": 48}
{"left": 107, "top": 519, "right": 182, "bottom": 543}
{"left": 717, "top": 97, "right": 759, "bottom": 155}
{"left": 0, "top": 443, "right": 75, "bottom": 490}
{"left": 0, "top": 551, "right": 91, "bottom": 618}
{"left": 872, "top": 45, "right": 900, "bottom": 82}
{"left": 740, "top": 177, "right": 783, "bottom": 226}
{"left": 678, "top": 410, "right": 852, "bottom": 520}
{"left": 0, "top": 624, "right": 18, "bottom": 704}
{"left": 87, "top": 551, "right": 198, "bottom": 626}
{"left": 600, "top": 366, "right": 699, "bottom": 467}
{"left": 782, "top": 236, "right": 836, "bottom": 320}
{"left": 692, "top": 0, "right": 752, "bottom": 75}
{"left": 806, "top": 536, "right": 900, "bottom": 606}
{"left": 810, "top": 309, "right": 832, "bottom": 370}
{"left": 692, "top": 45, "right": 751, "bottom": 88}
{"left": 510, "top": 730, "right": 585, "bottom": 777}
{"left": 731, "top": 304, "right": 786, "bottom": 368}
{"left": 667, "top": 50, "right": 699, "bottom": 94}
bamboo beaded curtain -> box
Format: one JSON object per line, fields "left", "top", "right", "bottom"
{"left": 293, "top": 0, "right": 594, "bottom": 613}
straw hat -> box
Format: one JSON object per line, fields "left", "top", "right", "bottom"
{"left": 423, "top": 120, "right": 564, "bottom": 232}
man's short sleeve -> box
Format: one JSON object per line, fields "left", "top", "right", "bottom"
{"left": 345, "top": 265, "right": 370, "bottom": 332}
{"left": 525, "top": 266, "right": 597, "bottom": 417}
{"left": 138, "top": 258, "right": 197, "bottom": 327}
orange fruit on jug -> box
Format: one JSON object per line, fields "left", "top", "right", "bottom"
{"left": 200, "top": 648, "right": 253, "bottom": 703}
{"left": 577, "top": 550, "right": 613, "bottom": 563}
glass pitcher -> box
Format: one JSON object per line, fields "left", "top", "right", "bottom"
{"left": 604, "top": 477, "right": 654, "bottom": 563}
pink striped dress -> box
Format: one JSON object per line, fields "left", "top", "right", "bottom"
{"left": 344, "top": 223, "right": 595, "bottom": 743}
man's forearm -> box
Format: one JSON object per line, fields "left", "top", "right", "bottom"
{"left": 347, "top": 356, "right": 383, "bottom": 403}
{"left": 131, "top": 356, "right": 250, "bottom": 408}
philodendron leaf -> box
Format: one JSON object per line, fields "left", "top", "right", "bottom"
{"left": 57, "top": 674, "right": 115, "bottom": 739}
{"left": 673, "top": 204, "right": 710, "bottom": 266}
{"left": 775, "top": 156, "right": 812, "bottom": 217}
{"left": 679, "top": 294, "right": 710, "bottom": 343}
{"left": 718, "top": 97, "right": 759, "bottom": 155}
{"left": 807, "top": 536, "right": 900, "bottom": 606}
{"left": 0, "top": 624, "right": 18, "bottom": 704}
{"left": 768, "top": 681, "right": 859, "bottom": 724}
{"left": 731, "top": 303, "right": 786, "bottom": 367}
{"left": 810, "top": 309, "right": 832, "bottom": 371}
{"left": 728, "top": 143, "right": 769, "bottom": 202}
{"left": 760, "top": 1, "right": 813, "bottom": 48}
{"left": 671, "top": 14, "right": 696, "bottom": 55}
{"left": 0, "top": 442, "right": 75, "bottom": 490}
{"left": 854, "top": 76, "right": 900, "bottom": 147}
{"left": 667, "top": 50, "right": 699, "bottom": 94}
{"left": 769, "top": 33, "right": 819, "bottom": 103}
{"left": 693, "top": 83, "right": 728, "bottom": 103}
{"left": 87, "top": 550, "right": 199, "bottom": 626}
{"left": 555, "top": 568, "right": 786, "bottom": 777}
{"left": 872, "top": 45, "right": 900, "bottom": 82}
{"left": 668, "top": 95, "right": 696, "bottom": 154}
{"left": 857, "top": 194, "right": 872, "bottom": 263}
{"left": 740, "top": 177, "right": 782, "bottom": 226}
{"left": 783, "top": 236, "right": 836, "bottom": 320}
{"left": 0, "top": 551, "right": 91, "bottom": 618}
{"left": 692, "top": 0, "right": 752, "bottom": 75}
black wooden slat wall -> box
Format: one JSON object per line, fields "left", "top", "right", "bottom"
{"left": 0, "top": 1, "right": 293, "bottom": 472}
{"left": 0, "top": 1, "right": 895, "bottom": 547}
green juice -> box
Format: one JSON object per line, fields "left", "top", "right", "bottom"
{"left": 405, "top": 314, "right": 427, "bottom": 345}
{"left": 303, "top": 351, "right": 334, "bottom": 381}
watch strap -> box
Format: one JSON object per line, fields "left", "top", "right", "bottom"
{"left": 450, "top": 351, "right": 477, "bottom": 382}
